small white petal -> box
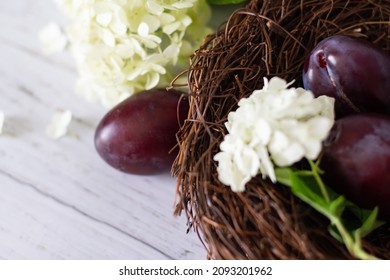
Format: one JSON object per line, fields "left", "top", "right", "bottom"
{"left": 145, "top": 72, "right": 160, "bottom": 90}
{"left": 272, "top": 142, "right": 305, "bottom": 167}
{"left": 317, "top": 95, "right": 336, "bottom": 120}
{"left": 115, "top": 44, "right": 135, "bottom": 59}
{"left": 146, "top": 0, "right": 164, "bottom": 15}
{"left": 303, "top": 140, "right": 322, "bottom": 160}
{"left": 251, "top": 118, "right": 272, "bottom": 147}
{"left": 163, "top": 22, "right": 181, "bottom": 35}
{"left": 0, "top": 111, "right": 4, "bottom": 134}
{"left": 146, "top": 34, "right": 162, "bottom": 44}
{"left": 163, "top": 44, "right": 179, "bottom": 59}
{"left": 127, "top": 67, "right": 143, "bottom": 81}
{"left": 96, "top": 12, "right": 113, "bottom": 27}
{"left": 172, "top": 2, "right": 194, "bottom": 9}
{"left": 180, "top": 15, "right": 192, "bottom": 27}
{"left": 141, "top": 15, "right": 160, "bottom": 33}
{"left": 256, "top": 145, "right": 276, "bottom": 183}
{"left": 101, "top": 29, "right": 116, "bottom": 47}
{"left": 266, "top": 76, "right": 288, "bottom": 91}
{"left": 160, "top": 13, "right": 175, "bottom": 25}
{"left": 307, "top": 116, "right": 334, "bottom": 139}
{"left": 39, "top": 22, "right": 67, "bottom": 54}
{"left": 110, "top": 21, "right": 127, "bottom": 35}
{"left": 214, "top": 151, "right": 251, "bottom": 192}
{"left": 235, "top": 146, "right": 260, "bottom": 177}
{"left": 138, "top": 22, "right": 149, "bottom": 37}
{"left": 129, "top": 38, "right": 146, "bottom": 57}
{"left": 46, "top": 110, "right": 72, "bottom": 139}
{"left": 268, "top": 130, "right": 289, "bottom": 153}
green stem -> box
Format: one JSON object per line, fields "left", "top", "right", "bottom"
{"left": 330, "top": 217, "right": 378, "bottom": 260}
{"left": 308, "top": 160, "right": 330, "bottom": 203}
{"left": 307, "top": 160, "right": 377, "bottom": 260}
{"left": 277, "top": 161, "right": 381, "bottom": 259}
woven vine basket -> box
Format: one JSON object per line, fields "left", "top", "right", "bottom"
{"left": 172, "top": 0, "right": 390, "bottom": 259}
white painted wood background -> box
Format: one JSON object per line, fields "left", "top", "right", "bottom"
{"left": 0, "top": 0, "right": 206, "bottom": 259}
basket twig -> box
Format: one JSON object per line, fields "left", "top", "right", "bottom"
{"left": 172, "top": 0, "right": 390, "bottom": 259}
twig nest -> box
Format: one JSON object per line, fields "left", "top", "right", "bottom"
{"left": 173, "top": 0, "right": 390, "bottom": 259}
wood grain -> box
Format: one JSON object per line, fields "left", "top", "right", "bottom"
{"left": 0, "top": 0, "right": 205, "bottom": 259}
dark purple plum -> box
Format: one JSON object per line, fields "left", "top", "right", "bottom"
{"left": 95, "top": 88, "right": 189, "bottom": 175}
{"left": 303, "top": 35, "right": 390, "bottom": 118}
{"left": 321, "top": 113, "right": 390, "bottom": 217}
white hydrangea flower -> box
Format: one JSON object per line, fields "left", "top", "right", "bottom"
{"left": 0, "top": 111, "right": 4, "bottom": 134}
{"left": 214, "top": 77, "right": 335, "bottom": 192}
{"left": 53, "top": 0, "right": 212, "bottom": 108}
{"left": 46, "top": 110, "right": 73, "bottom": 139}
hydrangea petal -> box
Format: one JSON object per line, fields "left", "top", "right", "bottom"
{"left": 141, "top": 15, "right": 160, "bottom": 33}
{"left": 96, "top": 12, "right": 113, "bottom": 27}
{"left": 163, "top": 22, "right": 181, "bottom": 35}
{"left": 46, "top": 110, "right": 72, "bottom": 139}
{"left": 0, "top": 111, "right": 4, "bottom": 134}
{"left": 146, "top": 0, "right": 164, "bottom": 15}
{"left": 145, "top": 72, "right": 160, "bottom": 90}
{"left": 256, "top": 145, "right": 276, "bottom": 183}
{"left": 138, "top": 22, "right": 149, "bottom": 37}
{"left": 172, "top": 2, "right": 194, "bottom": 9}
{"left": 39, "top": 22, "right": 67, "bottom": 54}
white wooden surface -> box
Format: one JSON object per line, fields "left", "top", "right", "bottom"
{"left": 0, "top": 0, "right": 206, "bottom": 259}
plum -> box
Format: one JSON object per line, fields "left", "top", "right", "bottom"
{"left": 94, "top": 88, "right": 189, "bottom": 175}
{"left": 303, "top": 35, "right": 390, "bottom": 118}
{"left": 321, "top": 113, "right": 390, "bottom": 217}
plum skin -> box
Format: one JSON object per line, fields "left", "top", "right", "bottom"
{"left": 303, "top": 35, "right": 390, "bottom": 118}
{"left": 321, "top": 113, "right": 390, "bottom": 218}
{"left": 94, "top": 88, "right": 189, "bottom": 175}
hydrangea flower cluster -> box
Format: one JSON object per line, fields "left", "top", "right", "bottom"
{"left": 214, "top": 77, "right": 335, "bottom": 192}
{"left": 53, "top": 0, "right": 211, "bottom": 107}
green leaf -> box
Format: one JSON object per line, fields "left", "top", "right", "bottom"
{"left": 207, "top": 0, "right": 247, "bottom": 5}
{"left": 328, "top": 196, "right": 347, "bottom": 217}
{"left": 275, "top": 167, "right": 293, "bottom": 187}
{"left": 354, "top": 207, "right": 385, "bottom": 238}
{"left": 290, "top": 172, "right": 329, "bottom": 213}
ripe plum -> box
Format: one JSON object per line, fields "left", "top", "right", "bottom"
{"left": 321, "top": 113, "right": 390, "bottom": 217}
{"left": 303, "top": 35, "right": 390, "bottom": 117}
{"left": 94, "top": 88, "right": 189, "bottom": 175}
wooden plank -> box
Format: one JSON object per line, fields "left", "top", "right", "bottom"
{"left": 0, "top": 0, "right": 205, "bottom": 259}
